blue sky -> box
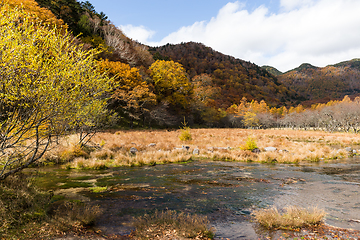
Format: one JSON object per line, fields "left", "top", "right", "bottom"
{"left": 88, "top": 0, "right": 360, "bottom": 72}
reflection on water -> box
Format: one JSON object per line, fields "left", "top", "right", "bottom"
{"left": 31, "top": 157, "right": 360, "bottom": 239}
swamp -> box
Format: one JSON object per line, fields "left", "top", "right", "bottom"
{"left": 3, "top": 128, "right": 360, "bottom": 239}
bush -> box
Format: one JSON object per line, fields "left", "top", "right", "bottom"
{"left": 241, "top": 136, "right": 258, "bottom": 151}
{"left": 179, "top": 118, "right": 192, "bottom": 141}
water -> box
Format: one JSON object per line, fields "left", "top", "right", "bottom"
{"left": 31, "top": 158, "right": 360, "bottom": 239}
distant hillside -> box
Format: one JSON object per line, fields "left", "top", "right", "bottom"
{"left": 149, "top": 42, "right": 299, "bottom": 108}
{"left": 278, "top": 59, "right": 360, "bottom": 100}
{"left": 285, "top": 63, "right": 318, "bottom": 73}
{"left": 261, "top": 65, "right": 283, "bottom": 76}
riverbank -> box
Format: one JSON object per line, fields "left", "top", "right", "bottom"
{"left": 40, "top": 128, "right": 360, "bottom": 169}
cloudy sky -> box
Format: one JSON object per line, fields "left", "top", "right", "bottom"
{"left": 88, "top": 0, "right": 360, "bottom": 72}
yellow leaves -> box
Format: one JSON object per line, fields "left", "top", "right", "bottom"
{"left": 242, "top": 112, "right": 259, "bottom": 128}
{"left": 149, "top": 60, "right": 192, "bottom": 108}
{"left": 98, "top": 59, "right": 142, "bottom": 88}
{"left": 0, "top": 4, "right": 111, "bottom": 131}
{"left": 98, "top": 59, "right": 156, "bottom": 117}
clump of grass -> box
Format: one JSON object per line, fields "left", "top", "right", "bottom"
{"left": 179, "top": 118, "right": 192, "bottom": 141}
{"left": 133, "top": 210, "right": 214, "bottom": 239}
{"left": 254, "top": 206, "right": 326, "bottom": 230}
{"left": 241, "top": 136, "right": 258, "bottom": 151}
{"left": 92, "top": 149, "right": 114, "bottom": 160}
{"left": 49, "top": 200, "right": 102, "bottom": 227}
{"left": 59, "top": 144, "right": 90, "bottom": 162}
{"left": 66, "top": 158, "right": 107, "bottom": 170}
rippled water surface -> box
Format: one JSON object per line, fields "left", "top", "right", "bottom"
{"left": 32, "top": 158, "right": 360, "bottom": 239}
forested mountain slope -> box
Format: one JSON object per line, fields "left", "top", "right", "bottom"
{"left": 276, "top": 60, "right": 360, "bottom": 101}
{"left": 35, "top": 0, "right": 154, "bottom": 67}
{"left": 149, "top": 42, "right": 299, "bottom": 108}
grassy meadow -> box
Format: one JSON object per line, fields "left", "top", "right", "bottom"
{"left": 42, "top": 128, "right": 360, "bottom": 170}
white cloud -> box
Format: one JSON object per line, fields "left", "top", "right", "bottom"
{"left": 280, "top": 0, "right": 314, "bottom": 11}
{"left": 119, "top": 24, "right": 155, "bottom": 43}
{"left": 147, "top": 0, "right": 360, "bottom": 72}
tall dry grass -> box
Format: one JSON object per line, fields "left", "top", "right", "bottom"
{"left": 41, "top": 128, "right": 359, "bottom": 169}
{"left": 254, "top": 206, "right": 326, "bottom": 229}
{"left": 132, "top": 210, "right": 214, "bottom": 239}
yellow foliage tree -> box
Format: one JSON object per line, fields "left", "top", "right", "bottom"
{"left": 150, "top": 60, "right": 192, "bottom": 108}
{"left": 0, "top": 5, "right": 112, "bottom": 180}
{"left": 242, "top": 112, "right": 260, "bottom": 128}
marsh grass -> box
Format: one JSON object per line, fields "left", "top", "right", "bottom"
{"left": 254, "top": 206, "right": 326, "bottom": 230}
{"left": 133, "top": 210, "right": 214, "bottom": 239}
{"left": 41, "top": 129, "right": 359, "bottom": 169}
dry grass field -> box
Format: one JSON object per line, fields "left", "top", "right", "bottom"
{"left": 41, "top": 128, "right": 360, "bottom": 169}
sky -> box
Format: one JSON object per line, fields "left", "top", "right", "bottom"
{"left": 87, "top": 0, "right": 360, "bottom": 72}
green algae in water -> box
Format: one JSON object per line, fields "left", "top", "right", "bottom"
{"left": 90, "top": 186, "right": 107, "bottom": 193}
{"left": 96, "top": 175, "right": 126, "bottom": 187}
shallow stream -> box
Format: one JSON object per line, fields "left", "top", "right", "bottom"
{"left": 31, "top": 157, "right": 360, "bottom": 239}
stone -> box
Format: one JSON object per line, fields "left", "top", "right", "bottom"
{"left": 252, "top": 148, "right": 260, "bottom": 153}
{"left": 182, "top": 145, "right": 190, "bottom": 151}
{"left": 345, "top": 147, "right": 353, "bottom": 152}
{"left": 264, "top": 147, "right": 277, "bottom": 152}
{"left": 193, "top": 148, "right": 200, "bottom": 155}
{"left": 148, "top": 143, "right": 156, "bottom": 147}
{"left": 129, "top": 147, "right": 138, "bottom": 154}
{"left": 279, "top": 149, "right": 289, "bottom": 153}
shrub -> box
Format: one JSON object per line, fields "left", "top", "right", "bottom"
{"left": 59, "top": 145, "right": 90, "bottom": 162}
{"left": 241, "top": 136, "right": 258, "bottom": 151}
{"left": 179, "top": 118, "right": 192, "bottom": 141}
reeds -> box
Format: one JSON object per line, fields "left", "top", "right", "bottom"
{"left": 132, "top": 210, "right": 214, "bottom": 239}
{"left": 254, "top": 206, "right": 326, "bottom": 229}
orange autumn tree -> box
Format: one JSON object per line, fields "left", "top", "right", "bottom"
{"left": 98, "top": 60, "right": 156, "bottom": 126}
{"left": 192, "top": 74, "right": 223, "bottom": 125}
{"left": 8, "top": 0, "right": 66, "bottom": 28}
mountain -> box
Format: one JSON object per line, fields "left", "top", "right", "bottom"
{"left": 261, "top": 65, "right": 283, "bottom": 76}
{"left": 149, "top": 42, "right": 299, "bottom": 108}
{"left": 285, "top": 63, "right": 318, "bottom": 73}
{"left": 276, "top": 59, "right": 360, "bottom": 101}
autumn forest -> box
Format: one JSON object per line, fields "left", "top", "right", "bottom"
{"left": 2, "top": 0, "right": 358, "bottom": 131}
